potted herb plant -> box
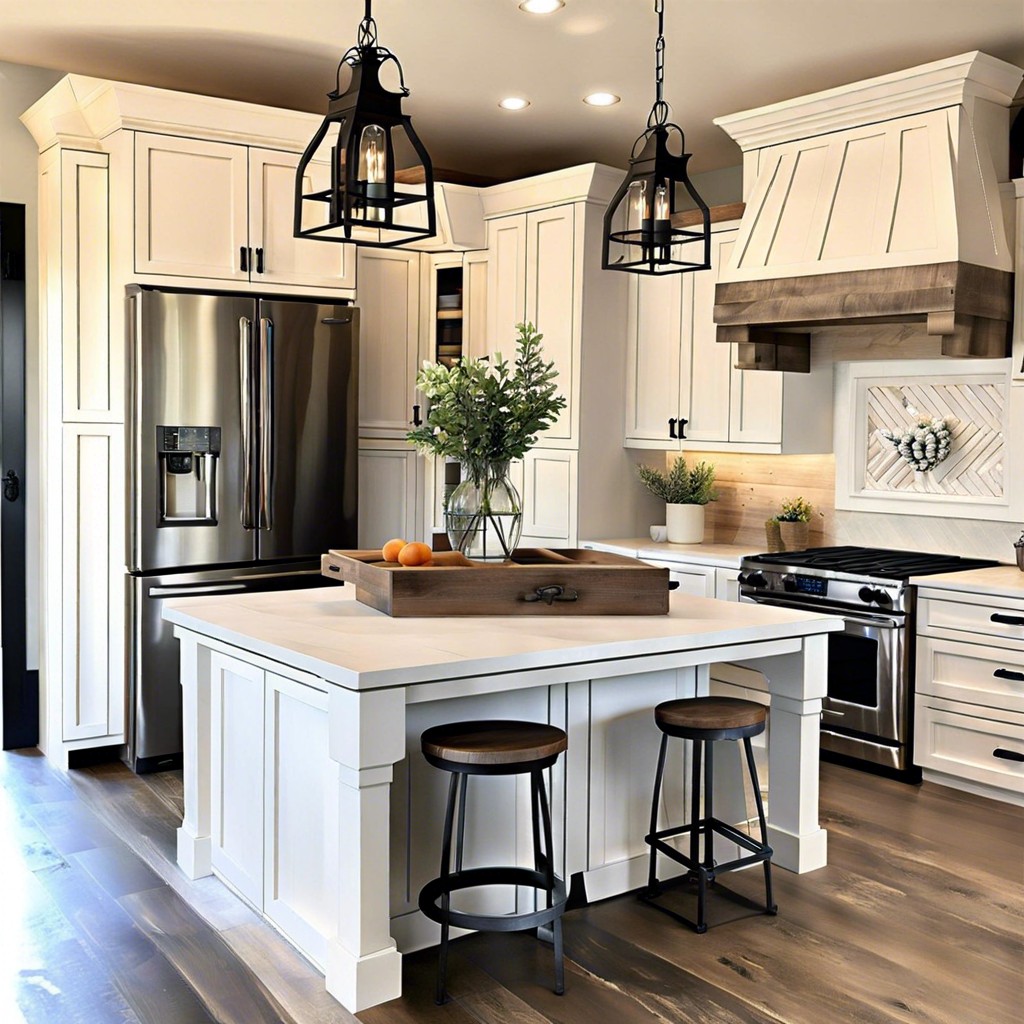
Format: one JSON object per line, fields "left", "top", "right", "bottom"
{"left": 637, "top": 456, "right": 717, "bottom": 544}
{"left": 407, "top": 323, "right": 566, "bottom": 560}
{"left": 767, "top": 497, "right": 814, "bottom": 552}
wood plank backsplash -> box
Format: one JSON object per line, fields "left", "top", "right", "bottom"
{"left": 675, "top": 451, "right": 836, "bottom": 548}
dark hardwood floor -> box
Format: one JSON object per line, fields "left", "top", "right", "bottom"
{"left": 1, "top": 748, "right": 1021, "bottom": 1024}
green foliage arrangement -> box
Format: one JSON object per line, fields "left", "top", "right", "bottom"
{"left": 406, "top": 323, "right": 566, "bottom": 477}
{"left": 773, "top": 496, "right": 814, "bottom": 522}
{"left": 638, "top": 456, "right": 717, "bottom": 506}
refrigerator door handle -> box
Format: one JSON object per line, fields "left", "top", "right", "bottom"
{"left": 148, "top": 583, "right": 249, "bottom": 598}
{"left": 239, "top": 316, "right": 254, "bottom": 529}
{"left": 258, "top": 317, "right": 274, "bottom": 530}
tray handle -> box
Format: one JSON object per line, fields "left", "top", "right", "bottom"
{"left": 523, "top": 585, "right": 580, "bottom": 605}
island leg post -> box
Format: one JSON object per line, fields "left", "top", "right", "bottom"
{"left": 176, "top": 632, "right": 213, "bottom": 878}
{"left": 325, "top": 685, "right": 407, "bottom": 1013}
{"left": 744, "top": 633, "right": 829, "bottom": 873}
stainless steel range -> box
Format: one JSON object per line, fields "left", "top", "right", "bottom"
{"left": 737, "top": 546, "right": 998, "bottom": 779}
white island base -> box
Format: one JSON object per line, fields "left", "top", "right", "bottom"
{"left": 165, "top": 586, "right": 841, "bottom": 1013}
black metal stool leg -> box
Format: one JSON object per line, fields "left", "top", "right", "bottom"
{"left": 647, "top": 733, "right": 669, "bottom": 894}
{"left": 744, "top": 736, "right": 777, "bottom": 915}
{"left": 435, "top": 772, "right": 461, "bottom": 1005}
{"left": 703, "top": 739, "right": 714, "bottom": 873}
{"left": 689, "top": 739, "right": 702, "bottom": 873}
{"left": 535, "top": 768, "right": 564, "bottom": 995}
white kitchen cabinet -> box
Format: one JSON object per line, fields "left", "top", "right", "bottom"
{"left": 519, "top": 449, "right": 577, "bottom": 546}
{"left": 462, "top": 249, "right": 490, "bottom": 361}
{"left": 916, "top": 588, "right": 1024, "bottom": 804}
{"left": 357, "top": 248, "right": 423, "bottom": 438}
{"left": 209, "top": 650, "right": 266, "bottom": 908}
{"left": 135, "top": 134, "right": 354, "bottom": 291}
{"left": 358, "top": 442, "right": 423, "bottom": 548}
{"left": 1013, "top": 179, "right": 1023, "bottom": 383}
{"left": 624, "top": 225, "right": 826, "bottom": 454}
{"left": 646, "top": 559, "right": 717, "bottom": 598}
{"left": 485, "top": 214, "right": 527, "bottom": 359}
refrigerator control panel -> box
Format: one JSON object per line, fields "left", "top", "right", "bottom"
{"left": 159, "top": 425, "right": 221, "bottom": 454}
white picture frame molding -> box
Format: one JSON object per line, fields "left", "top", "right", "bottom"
{"left": 834, "top": 358, "right": 1022, "bottom": 522}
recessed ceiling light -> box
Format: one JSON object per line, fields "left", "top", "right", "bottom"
{"left": 519, "top": 0, "right": 565, "bottom": 13}
{"left": 584, "top": 92, "right": 621, "bottom": 107}
{"left": 499, "top": 97, "right": 531, "bottom": 111}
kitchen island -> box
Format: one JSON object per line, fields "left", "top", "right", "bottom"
{"left": 164, "top": 585, "right": 842, "bottom": 1012}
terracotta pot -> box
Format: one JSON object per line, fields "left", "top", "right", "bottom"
{"left": 778, "top": 520, "right": 810, "bottom": 552}
{"left": 665, "top": 503, "right": 705, "bottom": 544}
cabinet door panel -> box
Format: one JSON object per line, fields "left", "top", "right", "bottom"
{"left": 357, "top": 249, "right": 421, "bottom": 437}
{"left": 264, "top": 673, "right": 333, "bottom": 967}
{"left": 462, "top": 250, "right": 489, "bottom": 361}
{"left": 729, "top": 362, "right": 783, "bottom": 444}
{"left": 210, "top": 652, "right": 265, "bottom": 907}
{"left": 525, "top": 206, "right": 576, "bottom": 443}
{"left": 358, "top": 445, "right": 421, "bottom": 548}
{"left": 61, "top": 425, "right": 125, "bottom": 741}
{"left": 250, "top": 148, "right": 354, "bottom": 291}
{"left": 521, "top": 449, "right": 577, "bottom": 544}
{"left": 485, "top": 215, "right": 526, "bottom": 358}
{"left": 135, "top": 133, "right": 249, "bottom": 281}
{"left": 625, "top": 272, "right": 684, "bottom": 447}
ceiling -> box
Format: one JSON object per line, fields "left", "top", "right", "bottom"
{"left": 2, "top": 1, "right": 1023, "bottom": 180}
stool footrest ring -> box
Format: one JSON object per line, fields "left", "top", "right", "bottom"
{"left": 419, "top": 867, "right": 567, "bottom": 933}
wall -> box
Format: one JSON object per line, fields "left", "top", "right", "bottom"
{"left": 0, "top": 61, "right": 63, "bottom": 673}
{"left": 688, "top": 325, "right": 1024, "bottom": 563}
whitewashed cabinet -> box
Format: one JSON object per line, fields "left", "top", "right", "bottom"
{"left": 358, "top": 443, "right": 423, "bottom": 548}
{"left": 135, "top": 133, "right": 354, "bottom": 291}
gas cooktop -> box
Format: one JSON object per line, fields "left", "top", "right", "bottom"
{"left": 742, "top": 545, "right": 998, "bottom": 581}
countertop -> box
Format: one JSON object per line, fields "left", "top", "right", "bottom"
{"left": 164, "top": 583, "right": 841, "bottom": 691}
{"left": 911, "top": 564, "right": 1024, "bottom": 601}
{"left": 581, "top": 538, "right": 755, "bottom": 568}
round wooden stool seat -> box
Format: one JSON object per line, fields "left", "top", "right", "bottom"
{"left": 655, "top": 697, "right": 767, "bottom": 741}
{"left": 421, "top": 720, "right": 568, "bottom": 775}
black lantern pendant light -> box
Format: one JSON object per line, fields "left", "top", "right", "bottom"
{"left": 294, "top": 0, "right": 436, "bottom": 247}
{"left": 602, "top": 0, "right": 710, "bottom": 274}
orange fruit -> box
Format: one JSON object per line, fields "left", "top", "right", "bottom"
{"left": 381, "top": 538, "right": 406, "bottom": 562}
{"left": 397, "top": 541, "right": 433, "bottom": 566}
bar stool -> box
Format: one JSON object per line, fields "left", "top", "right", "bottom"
{"left": 418, "top": 720, "right": 568, "bottom": 1005}
{"left": 644, "top": 696, "right": 776, "bottom": 933}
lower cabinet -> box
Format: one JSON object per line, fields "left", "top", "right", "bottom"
{"left": 207, "top": 650, "right": 334, "bottom": 966}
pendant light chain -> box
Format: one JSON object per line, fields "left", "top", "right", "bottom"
{"left": 358, "top": 0, "right": 378, "bottom": 48}
{"left": 649, "top": 0, "right": 669, "bottom": 129}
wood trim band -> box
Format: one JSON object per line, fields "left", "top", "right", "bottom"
{"left": 671, "top": 201, "right": 746, "bottom": 229}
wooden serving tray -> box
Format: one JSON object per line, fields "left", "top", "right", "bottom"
{"left": 321, "top": 548, "right": 670, "bottom": 617}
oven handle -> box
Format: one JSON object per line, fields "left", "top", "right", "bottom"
{"left": 741, "top": 594, "right": 902, "bottom": 630}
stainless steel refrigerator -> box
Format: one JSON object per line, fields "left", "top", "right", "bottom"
{"left": 126, "top": 286, "right": 358, "bottom": 772}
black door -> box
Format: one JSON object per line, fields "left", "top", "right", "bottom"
{"left": 0, "top": 203, "right": 34, "bottom": 749}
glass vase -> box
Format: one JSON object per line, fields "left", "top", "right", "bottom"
{"left": 445, "top": 461, "right": 523, "bottom": 561}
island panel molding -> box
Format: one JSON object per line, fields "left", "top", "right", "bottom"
{"left": 165, "top": 585, "right": 841, "bottom": 1012}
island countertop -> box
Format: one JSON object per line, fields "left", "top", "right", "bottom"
{"left": 164, "top": 582, "right": 842, "bottom": 691}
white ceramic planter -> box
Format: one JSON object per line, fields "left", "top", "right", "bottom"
{"left": 666, "top": 503, "right": 705, "bottom": 544}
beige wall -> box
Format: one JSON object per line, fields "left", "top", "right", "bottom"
{"left": 0, "top": 60, "right": 63, "bottom": 672}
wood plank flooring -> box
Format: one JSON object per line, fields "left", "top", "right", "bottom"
{"left": 1, "top": 748, "right": 1021, "bottom": 1024}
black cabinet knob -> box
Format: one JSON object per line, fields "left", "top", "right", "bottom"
{"left": 739, "top": 570, "right": 767, "bottom": 589}
{"left": 3, "top": 469, "right": 19, "bottom": 503}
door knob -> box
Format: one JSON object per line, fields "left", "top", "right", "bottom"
{"left": 3, "top": 470, "right": 19, "bottom": 502}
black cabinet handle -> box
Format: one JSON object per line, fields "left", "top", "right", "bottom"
{"left": 993, "top": 668, "right": 1024, "bottom": 682}
{"left": 3, "top": 470, "right": 19, "bottom": 502}
{"left": 677, "top": 416, "right": 688, "bottom": 440}
{"left": 411, "top": 404, "right": 423, "bottom": 427}
{"left": 991, "top": 613, "right": 1024, "bottom": 627}
{"left": 992, "top": 748, "right": 1024, "bottom": 762}
{"left": 255, "top": 247, "right": 264, "bottom": 274}
{"left": 240, "top": 246, "right": 248, "bottom": 272}
{"left": 668, "top": 417, "right": 677, "bottom": 439}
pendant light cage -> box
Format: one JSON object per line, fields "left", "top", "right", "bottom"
{"left": 602, "top": 0, "right": 710, "bottom": 274}
{"left": 294, "top": 0, "right": 436, "bottom": 247}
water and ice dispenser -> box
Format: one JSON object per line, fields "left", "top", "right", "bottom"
{"left": 157, "top": 426, "right": 221, "bottom": 526}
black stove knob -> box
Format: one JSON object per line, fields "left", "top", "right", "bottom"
{"left": 858, "top": 586, "right": 891, "bottom": 605}
{"left": 738, "top": 570, "right": 768, "bottom": 589}
{"left": 781, "top": 574, "right": 798, "bottom": 592}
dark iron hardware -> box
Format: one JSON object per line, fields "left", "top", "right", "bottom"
{"left": 412, "top": 404, "right": 423, "bottom": 427}
{"left": 240, "top": 246, "right": 249, "bottom": 272}
{"left": 993, "top": 668, "right": 1024, "bottom": 682}
{"left": 991, "top": 613, "right": 1024, "bottom": 627}
{"left": 321, "top": 317, "right": 353, "bottom": 325}
{"left": 668, "top": 417, "right": 677, "bottom": 439}
{"left": 992, "top": 748, "right": 1024, "bottom": 762}
{"left": 3, "top": 470, "right": 19, "bottom": 502}
{"left": 524, "top": 585, "right": 579, "bottom": 605}
{"left": 677, "top": 416, "right": 688, "bottom": 439}
{"left": 668, "top": 580, "right": 680, "bottom": 591}
{"left": 255, "top": 247, "right": 265, "bottom": 274}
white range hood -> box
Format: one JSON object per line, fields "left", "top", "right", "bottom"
{"left": 712, "top": 52, "right": 1023, "bottom": 370}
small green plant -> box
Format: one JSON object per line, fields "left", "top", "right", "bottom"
{"left": 773, "top": 497, "right": 814, "bottom": 522}
{"left": 638, "top": 456, "right": 717, "bottom": 506}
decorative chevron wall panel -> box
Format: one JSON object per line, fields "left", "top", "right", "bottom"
{"left": 863, "top": 382, "right": 1006, "bottom": 497}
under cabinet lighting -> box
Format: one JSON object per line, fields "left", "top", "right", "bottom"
{"left": 519, "top": 0, "right": 565, "bottom": 13}
{"left": 499, "top": 97, "right": 531, "bottom": 110}
{"left": 584, "top": 92, "right": 621, "bottom": 106}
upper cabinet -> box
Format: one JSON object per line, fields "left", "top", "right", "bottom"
{"left": 624, "top": 224, "right": 830, "bottom": 454}
{"left": 135, "top": 134, "right": 354, "bottom": 291}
